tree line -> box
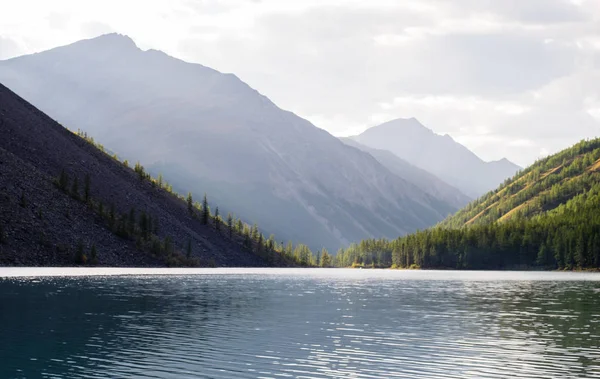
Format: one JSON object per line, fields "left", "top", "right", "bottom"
{"left": 336, "top": 139, "right": 600, "bottom": 270}
{"left": 72, "top": 129, "right": 334, "bottom": 267}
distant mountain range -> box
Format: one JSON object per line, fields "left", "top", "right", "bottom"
{"left": 350, "top": 118, "right": 521, "bottom": 198}
{"left": 337, "top": 137, "right": 600, "bottom": 270}
{"left": 339, "top": 138, "right": 471, "bottom": 209}
{"left": 0, "top": 34, "right": 475, "bottom": 251}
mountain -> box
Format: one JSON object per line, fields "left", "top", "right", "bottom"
{"left": 335, "top": 138, "right": 600, "bottom": 270}
{"left": 0, "top": 34, "right": 461, "bottom": 251}
{"left": 351, "top": 118, "right": 521, "bottom": 198}
{"left": 339, "top": 137, "right": 471, "bottom": 209}
{"left": 0, "top": 82, "right": 272, "bottom": 267}
{"left": 439, "top": 139, "right": 600, "bottom": 228}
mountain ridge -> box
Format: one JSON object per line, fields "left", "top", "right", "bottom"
{"left": 351, "top": 117, "right": 521, "bottom": 197}
{"left": 0, "top": 33, "right": 463, "bottom": 251}
{"left": 0, "top": 82, "right": 272, "bottom": 267}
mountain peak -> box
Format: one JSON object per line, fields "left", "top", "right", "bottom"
{"left": 372, "top": 117, "right": 433, "bottom": 135}
{"left": 75, "top": 33, "right": 139, "bottom": 52}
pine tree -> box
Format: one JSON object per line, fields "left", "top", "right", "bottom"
{"left": 58, "top": 169, "right": 69, "bottom": 192}
{"left": 71, "top": 176, "right": 79, "bottom": 199}
{"left": 215, "top": 207, "right": 220, "bottom": 233}
{"left": 90, "top": 243, "right": 98, "bottom": 265}
{"left": 251, "top": 223, "right": 259, "bottom": 241}
{"left": 186, "top": 239, "right": 192, "bottom": 258}
{"left": 158, "top": 174, "right": 163, "bottom": 189}
{"left": 153, "top": 216, "right": 159, "bottom": 235}
{"left": 109, "top": 204, "right": 116, "bottom": 228}
{"left": 75, "top": 240, "right": 86, "bottom": 264}
{"left": 320, "top": 248, "right": 331, "bottom": 267}
{"left": 257, "top": 233, "right": 263, "bottom": 254}
{"left": 243, "top": 228, "right": 251, "bottom": 249}
{"left": 84, "top": 173, "right": 91, "bottom": 203}
{"left": 201, "top": 194, "right": 209, "bottom": 225}
{"left": 128, "top": 208, "right": 136, "bottom": 235}
{"left": 227, "top": 213, "right": 233, "bottom": 239}
{"left": 187, "top": 192, "right": 193, "bottom": 214}
{"left": 139, "top": 211, "right": 149, "bottom": 239}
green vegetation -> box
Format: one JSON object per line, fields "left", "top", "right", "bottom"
{"left": 70, "top": 128, "right": 320, "bottom": 267}
{"left": 338, "top": 139, "right": 600, "bottom": 270}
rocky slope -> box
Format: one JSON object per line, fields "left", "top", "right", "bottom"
{"left": 0, "top": 83, "right": 269, "bottom": 267}
{"left": 0, "top": 34, "right": 461, "bottom": 251}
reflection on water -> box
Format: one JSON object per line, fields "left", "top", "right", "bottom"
{"left": 0, "top": 269, "right": 599, "bottom": 378}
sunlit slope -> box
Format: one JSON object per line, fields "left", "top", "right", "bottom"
{"left": 440, "top": 138, "right": 600, "bottom": 229}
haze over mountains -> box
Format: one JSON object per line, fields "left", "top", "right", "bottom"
{"left": 0, "top": 33, "right": 478, "bottom": 251}
{"left": 351, "top": 118, "right": 521, "bottom": 198}
{"left": 339, "top": 138, "right": 471, "bottom": 209}
{"left": 0, "top": 83, "right": 267, "bottom": 267}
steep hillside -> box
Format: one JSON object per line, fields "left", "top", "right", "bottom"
{"left": 440, "top": 139, "right": 600, "bottom": 228}
{"left": 340, "top": 137, "right": 471, "bottom": 209}
{"left": 334, "top": 139, "right": 600, "bottom": 270}
{"left": 0, "top": 34, "right": 459, "bottom": 251}
{"left": 351, "top": 118, "right": 521, "bottom": 197}
{"left": 0, "top": 83, "right": 274, "bottom": 267}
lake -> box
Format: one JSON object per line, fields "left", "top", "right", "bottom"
{"left": 1, "top": 268, "right": 599, "bottom": 378}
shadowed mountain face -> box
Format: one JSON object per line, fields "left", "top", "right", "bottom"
{"left": 340, "top": 138, "right": 471, "bottom": 209}
{"left": 0, "top": 34, "right": 461, "bottom": 250}
{"left": 0, "top": 83, "right": 267, "bottom": 267}
{"left": 351, "top": 118, "right": 521, "bottom": 198}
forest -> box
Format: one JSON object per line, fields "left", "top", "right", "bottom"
{"left": 335, "top": 138, "right": 600, "bottom": 270}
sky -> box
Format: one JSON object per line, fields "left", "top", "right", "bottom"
{"left": 1, "top": 0, "right": 600, "bottom": 166}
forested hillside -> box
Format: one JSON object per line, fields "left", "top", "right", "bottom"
{"left": 336, "top": 139, "right": 600, "bottom": 270}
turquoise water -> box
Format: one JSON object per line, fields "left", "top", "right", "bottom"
{"left": 1, "top": 268, "right": 599, "bottom": 378}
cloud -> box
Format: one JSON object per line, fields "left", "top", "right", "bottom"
{"left": 0, "top": 36, "right": 22, "bottom": 59}
{"left": 1, "top": 0, "right": 599, "bottom": 166}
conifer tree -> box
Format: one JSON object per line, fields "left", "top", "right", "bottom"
{"left": 186, "top": 239, "right": 192, "bottom": 258}
{"left": 257, "top": 233, "right": 263, "bottom": 254}
{"left": 251, "top": 223, "right": 259, "bottom": 241}
{"left": 320, "top": 248, "right": 331, "bottom": 267}
{"left": 139, "top": 211, "right": 149, "bottom": 239}
{"left": 227, "top": 213, "right": 233, "bottom": 239}
{"left": 84, "top": 173, "right": 91, "bottom": 203}
{"left": 215, "top": 207, "right": 220, "bottom": 233}
{"left": 128, "top": 208, "right": 136, "bottom": 235}
{"left": 201, "top": 194, "right": 209, "bottom": 225}
{"left": 187, "top": 192, "right": 193, "bottom": 214}
{"left": 109, "top": 204, "right": 116, "bottom": 228}
{"left": 58, "top": 169, "right": 69, "bottom": 192}
{"left": 71, "top": 176, "right": 79, "bottom": 199}
{"left": 158, "top": 174, "right": 163, "bottom": 189}
{"left": 75, "top": 239, "right": 85, "bottom": 264}
{"left": 90, "top": 243, "right": 98, "bottom": 265}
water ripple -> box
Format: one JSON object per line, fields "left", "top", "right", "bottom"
{"left": 0, "top": 269, "right": 599, "bottom": 378}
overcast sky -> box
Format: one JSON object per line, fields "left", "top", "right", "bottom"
{"left": 1, "top": 0, "right": 600, "bottom": 166}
